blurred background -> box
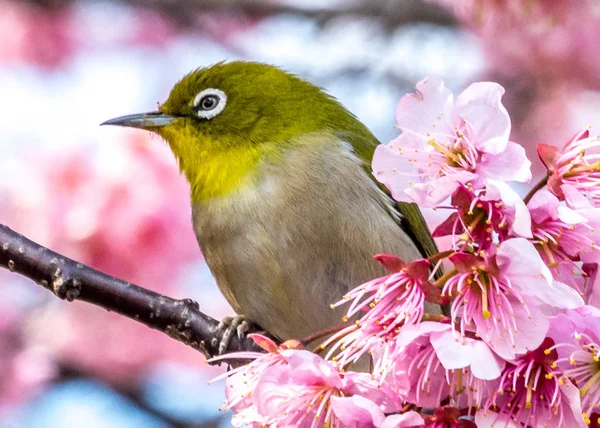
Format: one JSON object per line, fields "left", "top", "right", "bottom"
{"left": 0, "top": 0, "right": 599, "bottom": 426}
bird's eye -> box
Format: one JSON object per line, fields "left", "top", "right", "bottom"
{"left": 192, "top": 88, "right": 227, "bottom": 119}
{"left": 200, "top": 95, "right": 218, "bottom": 110}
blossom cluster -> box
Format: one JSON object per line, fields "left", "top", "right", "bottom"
{"left": 214, "top": 76, "right": 600, "bottom": 427}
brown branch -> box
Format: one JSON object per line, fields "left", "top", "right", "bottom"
{"left": 523, "top": 174, "right": 549, "bottom": 205}
{"left": 0, "top": 224, "right": 265, "bottom": 362}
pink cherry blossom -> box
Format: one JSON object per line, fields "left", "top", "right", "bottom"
{"left": 433, "top": 180, "right": 531, "bottom": 251}
{"left": 376, "top": 322, "right": 501, "bottom": 409}
{"left": 209, "top": 334, "right": 300, "bottom": 426}
{"left": 443, "top": 238, "right": 583, "bottom": 360}
{"left": 484, "top": 338, "right": 586, "bottom": 428}
{"left": 528, "top": 186, "right": 600, "bottom": 291}
{"left": 373, "top": 76, "right": 531, "bottom": 207}
{"left": 435, "top": 0, "right": 600, "bottom": 182}
{"left": 548, "top": 307, "right": 600, "bottom": 422}
{"left": 253, "top": 349, "right": 402, "bottom": 428}
{"left": 538, "top": 129, "right": 600, "bottom": 207}
{"left": 326, "top": 255, "right": 446, "bottom": 367}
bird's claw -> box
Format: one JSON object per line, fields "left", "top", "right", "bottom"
{"left": 211, "top": 315, "right": 250, "bottom": 354}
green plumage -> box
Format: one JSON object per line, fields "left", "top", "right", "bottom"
{"left": 161, "top": 61, "right": 376, "bottom": 155}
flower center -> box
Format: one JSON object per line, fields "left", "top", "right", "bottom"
{"left": 556, "top": 333, "right": 600, "bottom": 416}
{"left": 443, "top": 264, "right": 529, "bottom": 347}
{"left": 428, "top": 132, "right": 480, "bottom": 174}
{"left": 498, "top": 360, "right": 564, "bottom": 424}
{"left": 531, "top": 217, "right": 594, "bottom": 271}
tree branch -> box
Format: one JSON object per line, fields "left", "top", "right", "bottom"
{"left": 0, "top": 224, "right": 265, "bottom": 361}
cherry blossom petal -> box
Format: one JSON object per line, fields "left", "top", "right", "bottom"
{"left": 537, "top": 143, "right": 559, "bottom": 172}
{"left": 373, "top": 254, "right": 406, "bottom": 273}
{"left": 477, "top": 141, "right": 532, "bottom": 183}
{"left": 527, "top": 188, "right": 560, "bottom": 224}
{"left": 393, "top": 321, "right": 451, "bottom": 350}
{"left": 253, "top": 365, "right": 298, "bottom": 417}
{"left": 538, "top": 130, "right": 600, "bottom": 206}
{"left": 498, "top": 238, "right": 584, "bottom": 308}
{"left": 482, "top": 180, "right": 532, "bottom": 238}
{"left": 343, "top": 372, "right": 404, "bottom": 413}
{"left": 329, "top": 395, "right": 386, "bottom": 428}
{"left": 495, "top": 238, "right": 552, "bottom": 290}
{"left": 396, "top": 76, "right": 454, "bottom": 136}
{"left": 469, "top": 340, "right": 506, "bottom": 380}
{"left": 429, "top": 328, "right": 470, "bottom": 369}
{"left": 557, "top": 205, "right": 588, "bottom": 224}
{"left": 372, "top": 136, "right": 427, "bottom": 203}
{"left": 224, "top": 373, "right": 254, "bottom": 413}
{"left": 474, "top": 411, "right": 518, "bottom": 428}
{"left": 559, "top": 380, "right": 587, "bottom": 428}
{"left": 429, "top": 329, "right": 504, "bottom": 380}
{"left": 248, "top": 333, "right": 278, "bottom": 353}
{"left": 381, "top": 411, "right": 425, "bottom": 428}
{"left": 230, "top": 407, "right": 263, "bottom": 428}
{"left": 404, "top": 171, "right": 477, "bottom": 207}
{"left": 280, "top": 349, "right": 342, "bottom": 388}
{"left": 453, "top": 82, "right": 511, "bottom": 154}
{"left": 563, "top": 183, "right": 596, "bottom": 211}
{"left": 479, "top": 300, "right": 548, "bottom": 360}
{"left": 545, "top": 281, "right": 586, "bottom": 310}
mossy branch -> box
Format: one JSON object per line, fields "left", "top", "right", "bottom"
{"left": 0, "top": 224, "right": 264, "bottom": 362}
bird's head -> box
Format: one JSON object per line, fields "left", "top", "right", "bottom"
{"left": 102, "top": 61, "right": 372, "bottom": 201}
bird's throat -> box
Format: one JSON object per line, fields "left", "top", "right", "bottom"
{"left": 157, "top": 124, "right": 268, "bottom": 202}
{"left": 187, "top": 146, "right": 264, "bottom": 202}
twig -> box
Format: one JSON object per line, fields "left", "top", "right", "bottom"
{"left": 300, "top": 323, "right": 351, "bottom": 347}
{"left": 0, "top": 224, "right": 265, "bottom": 362}
{"left": 523, "top": 174, "right": 549, "bottom": 205}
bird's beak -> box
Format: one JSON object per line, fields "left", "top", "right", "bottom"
{"left": 100, "top": 111, "right": 178, "bottom": 130}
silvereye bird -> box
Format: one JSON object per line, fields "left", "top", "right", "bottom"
{"left": 102, "top": 61, "right": 439, "bottom": 352}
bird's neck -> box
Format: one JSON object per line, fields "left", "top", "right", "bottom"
{"left": 185, "top": 145, "right": 266, "bottom": 202}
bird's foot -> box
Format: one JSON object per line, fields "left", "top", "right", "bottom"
{"left": 211, "top": 315, "right": 251, "bottom": 355}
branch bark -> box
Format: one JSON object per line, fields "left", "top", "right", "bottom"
{"left": 0, "top": 224, "right": 264, "bottom": 361}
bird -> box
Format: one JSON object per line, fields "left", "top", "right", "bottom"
{"left": 102, "top": 61, "right": 439, "bottom": 353}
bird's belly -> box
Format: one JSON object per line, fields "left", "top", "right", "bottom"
{"left": 192, "top": 198, "right": 421, "bottom": 341}
{"left": 196, "top": 222, "right": 346, "bottom": 340}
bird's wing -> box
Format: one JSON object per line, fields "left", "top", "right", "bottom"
{"left": 395, "top": 201, "right": 439, "bottom": 263}
{"left": 336, "top": 130, "right": 440, "bottom": 264}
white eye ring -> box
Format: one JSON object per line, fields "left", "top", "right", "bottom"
{"left": 192, "top": 88, "right": 227, "bottom": 119}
